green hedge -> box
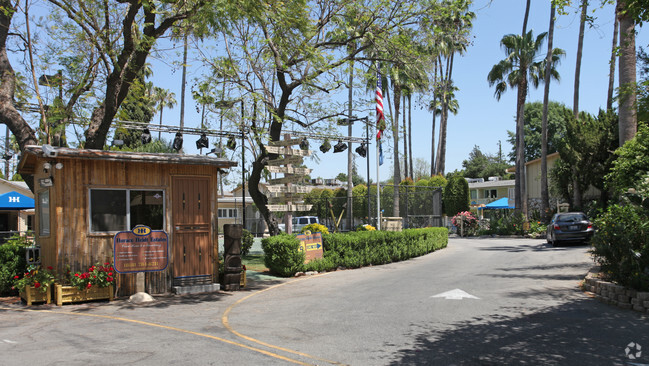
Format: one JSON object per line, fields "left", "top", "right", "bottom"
{"left": 262, "top": 228, "right": 448, "bottom": 277}
{"left": 0, "top": 235, "right": 29, "bottom": 295}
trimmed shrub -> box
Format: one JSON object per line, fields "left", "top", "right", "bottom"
{"left": 241, "top": 229, "right": 254, "bottom": 256}
{"left": 0, "top": 235, "right": 29, "bottom": 295}
{"left": 261, "top": 234, "right": 306, "bottom": 277}
{"left": 591, "top": 203, "right": 649, "bottom": 291}
{"left": 264, "top": 228, "right": 448, "bottom": 277}
{"left": 444, "top": 175, "right": 469, "bottom": 216}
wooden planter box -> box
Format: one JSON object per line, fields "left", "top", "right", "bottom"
{"left": 20, "top": 285, "right": 51, "bottom": 306}
{"left": 54, "top": 284, "right": 114, "bottom": 306}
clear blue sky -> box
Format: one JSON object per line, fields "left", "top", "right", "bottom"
{"left": 67, "top": 1, "right": 639, "bottom": 189}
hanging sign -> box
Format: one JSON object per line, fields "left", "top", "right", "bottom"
{"left": 267, "top": 156, "right": 304, "bottom": 166}
{"left": 114, "top": 225, "right": 169, "bottom": 273}
{"left": 267, "top": 204, "right": 313, "bottom": 212}
{"left": 264, "top": 145, "right": 311, "bottom": 156}
{"left": 266, "top": 185, "right": 311, "bottom": 194}
{"left": 267, "top": 166, "right": 312, "bottom": 175}
{"left": 269, "top": 175, "right": 305, "bottom": 185}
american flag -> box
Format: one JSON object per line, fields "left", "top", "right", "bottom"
{"left": 376, "top": 72, "right": 385, "bottom": 140}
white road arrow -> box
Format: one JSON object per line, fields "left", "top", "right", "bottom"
{"left": 430, "top": 289, "right": 480, "bottom": 300}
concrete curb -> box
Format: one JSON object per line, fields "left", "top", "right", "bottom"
{"left": 581, "top": 267, "right": 649, "bottom": 314}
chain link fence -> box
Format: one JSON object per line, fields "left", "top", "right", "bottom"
{"left": 297, "top": 185, "right": 443, "bottom": 231}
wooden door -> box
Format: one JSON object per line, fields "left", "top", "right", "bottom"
{"left": 172, "top": 177, "right": 212, "bottom": 281}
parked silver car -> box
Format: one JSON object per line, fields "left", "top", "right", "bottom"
{"left": 546, "top": 212, "right": 595, "bottom": 247}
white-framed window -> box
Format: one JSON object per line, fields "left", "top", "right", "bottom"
{"left": 89, "top": 189, "right": 164, "bottom": 233}
{"left": 38, "top": 190, "right": 50, "bottom": 237}
{"left": 218, "top": 208, "right": 238, "bottom": 218}
{"left": 470, "top": 190, "right": 477, "bottom": 200}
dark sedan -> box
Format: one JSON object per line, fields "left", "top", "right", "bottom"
{"left": 547, "top": 212, "right": 594, "bottom": 247}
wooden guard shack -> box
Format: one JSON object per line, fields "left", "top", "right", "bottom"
{"left": 18, "top": 145, "right": 237, "bottom": 296}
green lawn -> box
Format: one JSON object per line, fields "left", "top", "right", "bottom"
{"left": 242, "top": 254, "right": 268, "bottom": 272}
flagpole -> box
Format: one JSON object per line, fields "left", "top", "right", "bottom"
{"left": 375, "top": 61, "right": 382, "bottom": 230}
{"left": 377, "top": 139, "right": 381, "bottom": 230}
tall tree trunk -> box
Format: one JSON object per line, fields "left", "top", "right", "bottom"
{"left": 346, "top": 55, "right": 354, "bottom": 231}
{"left": 402, "top": 93, "right": 408, "bottom": 179}
{"left": 435, "top": 53, "right": 454, "bottom": 176}
{"left": 430, "top": 60, "right": 438, "bottom": 176}
{"left": 573, "top": 0, "right": 588, "bottom": 118}
{"left": 541, "top": 4, "right": 556, "bottom": 222}
{"left": 180, "top": 33, "right": 188, "bottom": 130}
{"left": 0, "top": 0, "right": 37, "bottom": 190}
{"left": 617, "top": 0, "right": 637, "bottom": 145}
{"left": 522, "top": 0, "right": 531, "bottom": 35}
{"left": 408, "top": 94, "right": 413, "bottom": 179}
{"left": 515, "top": 76, "right": 528, "bottom": 216}
{"left": 607, "top": 13, "right": 619, "bottom": 111}
{"left": 571, "top": 0, "right": 588, "bottom": 210}
{"left": 392, "top": 82, "right": 401, "bottom": 216}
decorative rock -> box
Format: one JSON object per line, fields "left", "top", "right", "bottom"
{"left": 626, "top": 289, "right": 637, "bottom": 298}
{"left": 637, "top": 292, "right": 649, "bottom": 301}
{"left": 618, "top": 295, "right": 631, "bottom": 304}
{"left": 633, "top": 305, "right": 645, "bottom": 312}
{"left": 644, "top": 301, "right": 649, "bottom": 308}
{"left": 129, "top": 292, "right": 154, "bottom": 304}
{"left": 618, "top": 302, "right": 632, "bottom": 310}
{"left": 631, "top": 298, "right": 641, "bottom": 306}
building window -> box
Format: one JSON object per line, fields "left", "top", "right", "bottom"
{"left": 470, "top": 190, "right": 477, "bottom": 199}
{"left": 218, "top": 208, "right": 238, "bottom": 218}
{"left": 38, "top": 191, "right": 50, "bottom": 236}
{"left": 90, "top": 189, "right": 164, "bottom": 233}
{"left": 483, "top": 189, "right": 497, "bottom": 199}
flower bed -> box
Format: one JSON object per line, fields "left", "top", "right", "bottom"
{"left": 20, "top": 285, "right": 51, "bottom": 306}
{"left": 54, "top": 284, "right": 113, "bottom": 306}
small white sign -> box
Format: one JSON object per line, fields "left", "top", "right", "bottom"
{"left": 431, "top": 289, "right": 480, "bottom": 300}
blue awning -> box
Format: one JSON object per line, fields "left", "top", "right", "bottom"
{"left": 480, "top": 197, "right": 514, "bottom": 210}
{"left": 0, "top": 191, "right": 35, "bottom": 210}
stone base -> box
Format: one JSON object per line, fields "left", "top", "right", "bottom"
{"left": 172, "top": 283, "right": 220, "bottom": 295}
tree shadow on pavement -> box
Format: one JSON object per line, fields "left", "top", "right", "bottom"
{"left": 386, "top": 296, "right": 649, "bottom": 365}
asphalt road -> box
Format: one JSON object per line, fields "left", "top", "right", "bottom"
{"left": 2, "top": 237, "right": 648, "bottom": 366}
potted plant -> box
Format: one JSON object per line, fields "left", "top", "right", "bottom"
{"left": 54, "top": 263, "right": 115, "bottom": 306}
{"left": 14, "top": 265, "right": 55, "bottom": 305}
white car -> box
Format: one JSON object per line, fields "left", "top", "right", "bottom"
{"left": 278, "top": 216, "right": 319, "bottom": 233}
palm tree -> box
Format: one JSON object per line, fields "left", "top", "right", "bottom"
{"left": 153, "top": 87, "right": 177, "bottom": 140}
{"left": 617, "top": 0, "right": 638, "bottom": 145}
{"left": 541, "top": 4, "right": 558, "bottom": 222}
{"left": 487, "top": 30, "right": 564, "bottom": 216}
{"left": 607, "top": 13, "right": 619, "bottom": 111}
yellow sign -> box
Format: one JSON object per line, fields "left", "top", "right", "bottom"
{"left": 296, "top": 232, "right": 323, "bottom": 263}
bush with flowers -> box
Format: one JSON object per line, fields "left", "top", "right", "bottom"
{"left": 69, "top": 263, "right": 115, "bottom": 291}
{"left": 301, "top": 223, "right": 329, "bottom": 234}
{"left": 13, "top": 265, "right": 56, "bottom": 293}
{"left": 451, "top": 211, "right": 479, "bottom": 236}
{"left": 355, "top": 224, "right": 376, "bottom": 231}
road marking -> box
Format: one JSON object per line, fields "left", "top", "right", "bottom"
{"left": 430, "top": 289, "right": 480, "bottom": 300}
{"left": 222, "top": 273, "right": 347, "bottom": 366}
{"left": 3, "top": 339, "right": 17, "bottom": 344}
{"left": 0, "top": 307, "right": 312, "bottom": 365}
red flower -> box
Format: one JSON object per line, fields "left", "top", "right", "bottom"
{"left": 13, "top": 275, "right": 19, "bottom": 279}
{"left": 47, "top": 266, "right": 53, "bottom": 270}
{"left": 75, "top": 273, "right": 80, "bottom": 277}
{"left": 104, "top": 262, "right": 110, "bottom": 266}
{"left": 107, "top": 277, "right": 113, "bottom": 282}
{"left": 108, "top": 272, "right": 113, "bottom": 276}
{"left": 86, "top": 283, "right": 92, "bottom": 289}
{"left": 34, "top": 282, "right": 41, "bottom": 288}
